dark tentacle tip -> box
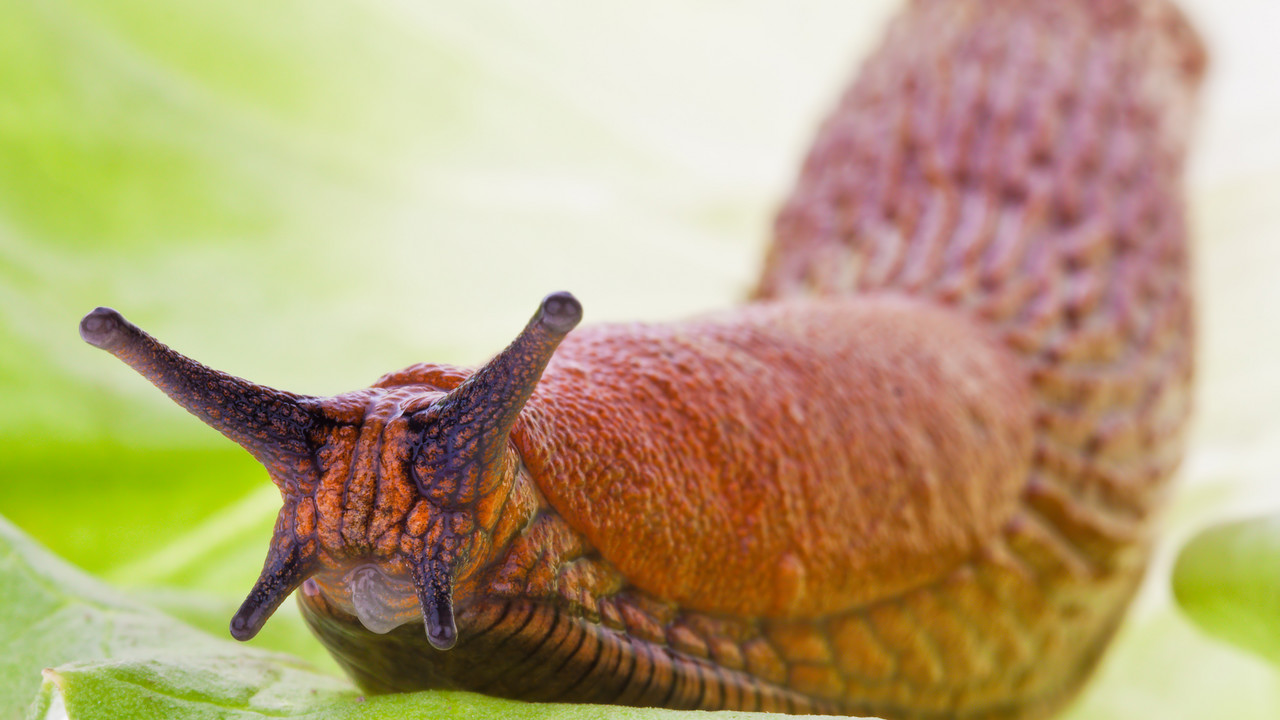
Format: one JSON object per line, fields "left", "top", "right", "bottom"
{"left": 424, "top": 584, "right": 458, "bottom": 651}
{"left": 79, "top": 307, "right": 129, "bottom": 349}
{"left": 229, "top": 608, "right": 262, "bottom": 642}
{"left": 426, "top": 616, "right": 458, "bottom": 651}
{"left": 538, "top": 291, "right": 583, "bottom": 335}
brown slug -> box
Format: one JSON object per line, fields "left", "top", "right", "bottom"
{"left": 80, "top": 0, "right": 1204, "bottom": 717}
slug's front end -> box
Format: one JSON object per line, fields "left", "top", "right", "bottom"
{"left": 79, "top": 293, "right": 584, "bottom": 660}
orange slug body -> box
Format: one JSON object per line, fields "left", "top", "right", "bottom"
{"left": 515, "top": 297, "right": 1033, "bottom": 622}
{"left": 81, "top": 0, "right": 1203, "bottom": 718}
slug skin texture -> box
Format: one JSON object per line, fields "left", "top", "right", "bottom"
{"left": 82, "top": 1, "right": 1202, "bottom": 717}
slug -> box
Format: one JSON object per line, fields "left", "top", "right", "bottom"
{"left": 79, "top": 0, "right": 1204, "bottom": 717}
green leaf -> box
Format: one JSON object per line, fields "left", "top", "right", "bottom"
{"left": 0, "top": 514, "right": 323, "bottom": 718}
{"left": 1173, "top": 514, "right": 1280, "bottom": 667}
{"left": 33, "top": 661, "right": 800, "bottom": 720}
{"left": 3, "top": 516, "right": 862, "bottom": 720}
{"left": 30, "top": 655, "right": 350, "bottom": 720}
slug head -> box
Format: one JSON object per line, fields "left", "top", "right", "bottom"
{"left": 80, "top": 292, "right": 582, "bottom": 650}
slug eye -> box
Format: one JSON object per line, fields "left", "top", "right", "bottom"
{"left": 405, "top": 291, "right": 583, "bottom": 505}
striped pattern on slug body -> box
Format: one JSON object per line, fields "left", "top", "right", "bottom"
{"left": 755, "top": 0, "right": 1202, "bottom": 715}
{"left": 80, "top": 1, "right": 1203, "bottom": 719}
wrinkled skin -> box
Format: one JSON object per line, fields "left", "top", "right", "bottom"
{"left": 81, "top": 0, "right": 1203, "bottom": 718}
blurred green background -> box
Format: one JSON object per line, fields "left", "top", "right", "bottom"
{"left": 1, "top": 0, "right": 1278, "bottom": 717}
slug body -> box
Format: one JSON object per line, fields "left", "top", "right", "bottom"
{"left": 81, "top": 0, "right": 1203, "bottom": 718}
